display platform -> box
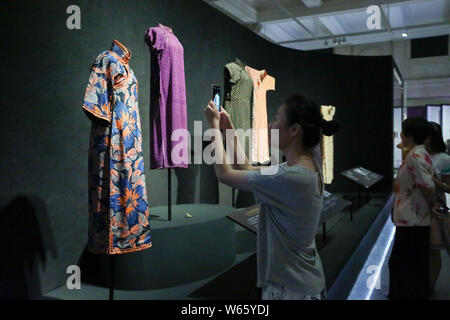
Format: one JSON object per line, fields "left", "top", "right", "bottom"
{"left": 80, "top": 204, "right": 242, "bottom": 291}
{"left": 41, "top": 193, "right": 391, "bottom": 300}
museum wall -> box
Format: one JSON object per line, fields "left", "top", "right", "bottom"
{"left": 0, "top": 0, "right": 393, "bottom": 296}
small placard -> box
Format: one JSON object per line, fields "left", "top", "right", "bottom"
{"left": 320, "top": 191, "right": 352, "bottom": 224}
{"left": 227, "top": 205, "right": 259, "bottom": 234}
{"left": 341, "top": 167, "right": 383, "bottom": 188}
{"left": 227, "top": 191, "right": 352, "bottom": 234}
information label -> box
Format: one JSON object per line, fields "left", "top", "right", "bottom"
{"left": 227, "top": 205, "right": 259, "bottom": 234}
{"left": 228, "top": 191, "right": 352, "bottom": 234}
{"left": 341, "top": 166, "right": 383, "bottom": 188}
{"left": 319, "top": 190, "right": 352, "bottom": 224}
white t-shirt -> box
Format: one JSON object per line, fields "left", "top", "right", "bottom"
{"left": 246, "top": 162, "right": 326, "bottom": 295}
{"left": 431, "top": 152, "right": 450, "bottom": 176}
{"left": 431, "top": 152, "right": 450, "bottom": 204}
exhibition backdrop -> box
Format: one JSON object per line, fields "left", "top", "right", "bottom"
{"left": 0, "top": 0, "right": 393, "bottom": 297}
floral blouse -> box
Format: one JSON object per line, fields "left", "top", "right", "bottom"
{"left": 393, "top": 144, "right": 435, "bottom": 227}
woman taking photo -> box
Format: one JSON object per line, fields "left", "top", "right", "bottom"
{"left": 203, "top": 94, "right": 339, "bottom": 300}
{"left": 389, "top": 117, "right": 436, "bottom": 300}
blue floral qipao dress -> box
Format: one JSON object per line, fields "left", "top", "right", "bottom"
{"left": 82, "top": 40, "right": 152, "bottom": 254}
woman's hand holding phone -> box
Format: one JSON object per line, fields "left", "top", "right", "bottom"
{"left": 204, "top": 101, "right": 220, "bottom": 129}
{"left": 219, "top": 109, "right": 234, "bottom": 131}
{"left": 205, "top": 85, "right": 235, "bottom": 130}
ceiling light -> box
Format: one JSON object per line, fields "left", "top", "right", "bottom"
{"left": 401, "top": 32, "right": 408, "bottom": 38}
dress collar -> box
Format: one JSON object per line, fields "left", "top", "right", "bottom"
{"left": 110, "top": 40, "right": 131, "bottom": 64}
{"left": 235, "top": 58, "right": 246, "bottom": 68}
{"left": 260, "top": 69, "right": 268, "bottom": 81}
{"left": 158, "top": 23, "right": 173, "bottom": 34}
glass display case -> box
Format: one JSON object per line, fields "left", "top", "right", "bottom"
{"left": 442, "top": 105, "right": 450, "bottom": 149}
{"left": 393, "top": 63, "right": 405, "bottom": 170}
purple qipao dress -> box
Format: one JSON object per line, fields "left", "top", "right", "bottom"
{"left": 145, "top": 24, "right": 188, "bottom": 169}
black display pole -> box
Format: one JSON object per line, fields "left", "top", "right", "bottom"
{"left": 232, "top": 188, "right": 235, "bottom": 207}
{"left": 168, "top": 168, "right": 172, "bottom": 221}
{"left": 109, "top": 255, "right": 115, "bottom": 300}
{"left": 357, "top": 185, "right": 361, "bottom": 210}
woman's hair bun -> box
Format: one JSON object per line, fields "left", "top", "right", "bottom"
{"left": 321, "top": 119, "right": 339, "bottom": 136}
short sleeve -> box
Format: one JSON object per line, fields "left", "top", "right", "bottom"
{"left": 268, "top": 76, "right": 275, "bottom": 91}
{"left": 407, "top": 153, "right": 434, "bottom": 189}
{"left": 82, "top": 54, "right": 112, "bottom": 123}
{"left": 225, "top": 63, "right": 241, "bottom": 84}
{"left": 145, "top": 27, "right": 166, "bottom": 52}
{"left": 438, "top": 154, "right": 450, "bottom": 176}
{"left": 246, "top": 166, "right": 308, "bottom": 206}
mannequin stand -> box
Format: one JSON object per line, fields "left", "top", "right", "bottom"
{"left": 232, "top": 188, "right": 235, "bottom": 207}
{"left": 109, "top": 255, "right": 116, "bottom": 300}
{"left": 168, "top": 168, "right": 172, "bottom": 221}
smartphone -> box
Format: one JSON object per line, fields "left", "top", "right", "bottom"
{"left": 437, "top": 198, "right": 449, "bottom": 212}
{"left": 211, "top": 84, "right": 221, "bottom": 112}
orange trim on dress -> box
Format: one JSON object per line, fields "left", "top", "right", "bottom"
{"left": 109, "top": 50, "right": 131, "bottom": 89}
{"left": 82, "top": 103, "right": 111, "bottom": 122}
{"left": 87, "top": 242, "right": 152, "bottom": 255}
{"left": 112, "top": 39, "right": 131, "bottom": 62}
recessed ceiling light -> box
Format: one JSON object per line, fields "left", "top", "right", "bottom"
{"left": 401, "top": 32, "right": 408, "bottom": 38}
